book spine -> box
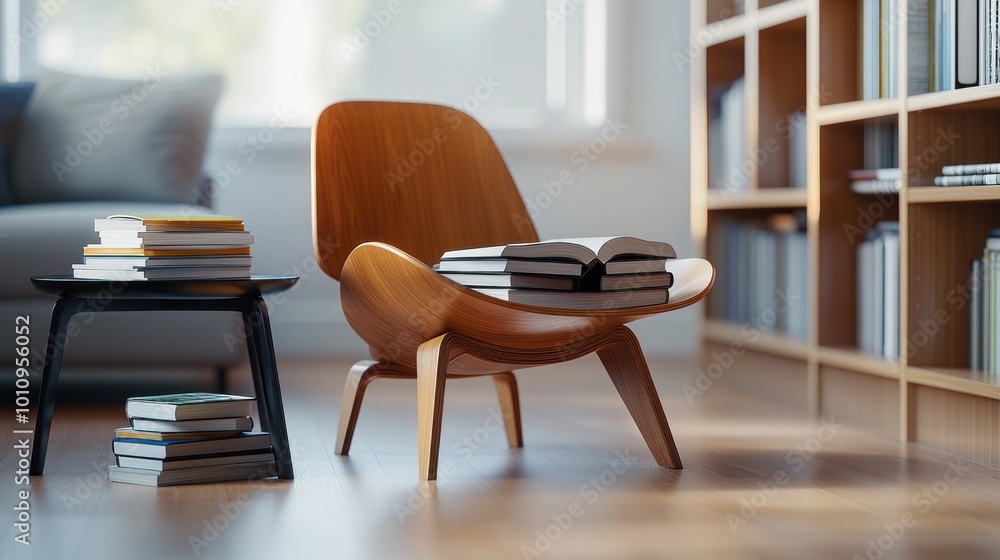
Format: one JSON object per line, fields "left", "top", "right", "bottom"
{"left": 957, "top": 0, "right": 980, "bottom": 87}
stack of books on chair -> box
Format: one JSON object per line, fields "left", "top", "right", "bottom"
{"left": 72, "top": 214, "right": 253, "bottom": 280}
{"left": 434, "top": 236, "right": 675, "bottom": 310}
{"left": 109, "top": 393, "right": 275, "bottom": 487}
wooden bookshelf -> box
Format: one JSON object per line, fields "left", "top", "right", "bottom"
{"left": 691, "top": 0, "right": 1000, "bottom": 466}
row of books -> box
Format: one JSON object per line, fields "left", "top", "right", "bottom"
{"left": 109, "top": 393, "right": 275, "bottom": 487}
{"left": 865, "top": 0, "right": 1000, "bottom": 96}
{"left": 709, "top": 214, "right": 809, "bottom": 340}
{"left": 434, "top": 237, "right": 675, "bottom": 310}
{"left": 862, "top": 0, "right": 899, "bottom": 98}
{"left": 72, "top": 215, "right": 253, "bottom": 280}
{"left": 848, "top": 161, "right": 1000, "bottom": 191}
{"left": 857, "top": 222, "right": 901, "bottom": 359}
{"left": 970, "top": 230, "right": 1000, "bottom": 373}
{"left": 707, "top": 77, "right": 807, "bottom": 193}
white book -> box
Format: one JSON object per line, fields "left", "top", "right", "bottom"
{"left": 441, "top": 236, "right": 676, "bottom": 264}
{"left": 873, "top": 234, "right": 885, "bottom": 355}
{"left": 971, "top": 258, "right": 984, "bottom": 371}
{"left": 957, "top": 0, "right": 980, "bottom": 86}
{"left": 108, "top": 461, "right": 276, "bottom": 487}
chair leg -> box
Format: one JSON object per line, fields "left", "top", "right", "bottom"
{"left": 492, "top": 372, "right": 523, "bottom": 448}
{"left": 336, "top": 360, "right": 380, "bottom": 455}
{"left": 416, "top": 334, "right": 453, "bottom": 481}
{"left": 596, "top": 327, "right": 682, "bottom": 469}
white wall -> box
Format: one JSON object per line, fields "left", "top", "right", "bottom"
{"left": 206, "top": 0, "right": 696, "bottom": 359}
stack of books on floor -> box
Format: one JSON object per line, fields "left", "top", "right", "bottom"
{"left": 934, "top": 162, "right": 1000, "bottom": 187}
{"left": 970, "top": 229, "right": 1000, "bottom": 373}
{"left": 109, "top": 393, "right": 275, "bottom": 487}
{"left": 856, "top": 221, "right": 900, "bottom": 360}
{"left": 72, "top": 214, "right": 253, "bottom": 280}
{"left": 434, "top": 236, "right": 675, "bottom": 310}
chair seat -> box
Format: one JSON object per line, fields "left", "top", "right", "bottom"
{"left": 340, "top": 242, "right": 714, "bottom": 372}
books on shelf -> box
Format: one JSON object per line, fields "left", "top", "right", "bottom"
{"left": 709, "top": 213, "right": 809, "bottom": 340}
{"left": 922, "top": 0, "right": 1000, "bottom": 92}
{"left": 708, "top": 76, "right": 747, "bottom": 194}
{"left": 110, "top": 392, "right": 275, "bottom": 487}
{"left": 857, "top": 222, "right": 900, "bottom": 359}
{"left": 435, "top": 236, "right": 676, "bottom": 310}
{"left": 861, "top": 0, "right": 898, "bottom": 99}
{"left": 73, "top": 215, "right": 253, "bottom": 280}
{"left": 969, "top": 229, "right": 1000, "bottom": 373}
{"left": 933, "top": 162, "right": 1000, "bottom": 186}
{"left": 849, "top": 168, "right": 902, "bottom": 194}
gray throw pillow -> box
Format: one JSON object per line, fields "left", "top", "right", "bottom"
{"left": 9, "top": 68, "right": 223, "bottom": 204}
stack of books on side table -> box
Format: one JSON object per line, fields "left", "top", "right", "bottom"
{"left": 109, "top": 393, "right": 276, "bottom": 487}
{"left": 434, "top": 236, "right": 675, "bottom": 310}
{"left": 72, "top": 214, "right": 253, "bottom": 280}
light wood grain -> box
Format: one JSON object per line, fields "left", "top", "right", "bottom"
{"left": 10, "top": 354, "right": 1000, "bottom": 560}
{"left": 314, "top": 101, "right": 714, "bottom": 479}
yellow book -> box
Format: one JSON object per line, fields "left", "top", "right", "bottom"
{"left": 83, "top": 245, "right": 251, "bottom": 257}
{"left": 113, "top": 428, "right": 242, "bottom": 441}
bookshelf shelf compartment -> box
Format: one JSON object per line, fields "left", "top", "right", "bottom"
{"left": 817, "top": 346, "right": 899, "bottom": 380}
{"left": 706, "top": 188, "right": 807, "bottom": 210}
{"left": 691, "top": 0, "right": 1000, "bottom": 465}
{"left": 907, "top": 367, "right": 1000, "bottom": 400}
{"left": 815, "top": 99, "right": 902, "bottom": 126}
{"left": 705, "top": 0, "right": 745, "bottom": 25}
{"left": 703, "top": 318, "right": 810, "bottom": 360}
{"left": 908, "top": 84, "right": 1000, "bottom": 112}
{"left": 757, "top": 0, "right": 809, "bottom": 30}
{"left": 908, "top": 186, "right": 1000, "bottom": 204}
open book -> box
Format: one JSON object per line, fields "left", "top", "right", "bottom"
{"left": 441, "top": 236, "right": 676, "bottom": 265}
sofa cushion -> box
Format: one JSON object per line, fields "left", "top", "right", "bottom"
{"left": 0, "top": 201, "right": 218, "bottom": 298}
{"left": 0, "top": 84, "right": 35, "bottom": 205}
{"left": 9, "top": 69, "right": 222, "bottom": 204}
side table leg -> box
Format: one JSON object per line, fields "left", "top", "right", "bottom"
{"left": 244, "top": 297, "right": 293, "bottom": 479}
{"left": 30, "top": 297, "right": 74, "bottom": 476}
{"left": 243, "top": 312, "right": 270, "bottom": 433}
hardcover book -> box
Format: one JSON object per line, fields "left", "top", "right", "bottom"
{"left": 125, "top": 393, "right": 255, "bottom": 421}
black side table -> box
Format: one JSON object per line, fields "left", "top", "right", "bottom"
{"left": 28, "top": 275, "right": 299, "bottom": 480}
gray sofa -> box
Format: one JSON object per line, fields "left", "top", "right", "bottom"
{"left": 0, "top": 72, "right": 246, "bottom": 383}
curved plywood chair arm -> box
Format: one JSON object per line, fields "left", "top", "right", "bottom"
{"left": 339, "top": 242, "right": 715, "bottom": 368}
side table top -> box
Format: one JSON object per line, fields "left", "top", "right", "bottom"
{"left": 30, "top": 275, "right": 299, "bottom": 299}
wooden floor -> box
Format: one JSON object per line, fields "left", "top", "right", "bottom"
{"left": 4, "top": 348, "right": 1000, "bottom": 560}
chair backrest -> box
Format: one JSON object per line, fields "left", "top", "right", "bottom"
{"left": 312, "top": 101, "right": 539, "bottom": 280}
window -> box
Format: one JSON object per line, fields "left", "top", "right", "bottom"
{"left": 4, "top": 0, "right": 609, "bottom": 129}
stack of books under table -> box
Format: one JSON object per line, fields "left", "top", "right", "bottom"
{"left": 434, "top": 236, "right": 675, "bottom": 309}
{"left": 109, "top": 393, "right": 276, "bottom": 487}
{"left": 72, "top": 214, "right": 253, "bottom": 280}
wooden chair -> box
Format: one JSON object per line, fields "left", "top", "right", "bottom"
{"left": 312, "top": 101, "right": 714, "bottom": 480}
